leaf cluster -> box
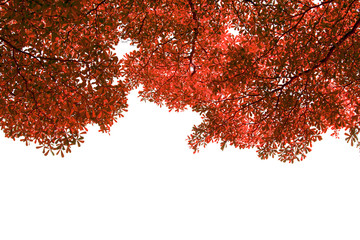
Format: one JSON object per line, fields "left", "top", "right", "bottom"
{"left": 1, "top": 0, "right": 360, "bottom": 162}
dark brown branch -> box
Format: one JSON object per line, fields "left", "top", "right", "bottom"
{"left": 187, "top": 0, "right": 199, "bottom": 75}
{"left": 0, "top": 36, "right": 90, "bottom": 63}
{"left": 86, "top": 0, "right": 106, "bottom": 15}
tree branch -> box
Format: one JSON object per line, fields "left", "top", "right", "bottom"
{"left": 0, "top": 36, "right": 90, "bottom": 63}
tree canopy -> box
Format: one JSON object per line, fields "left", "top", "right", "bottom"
{"left": 1, "top": 0, "right": 360, "bottom": 162}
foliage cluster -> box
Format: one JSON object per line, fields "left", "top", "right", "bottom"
{"left": 1, "top": 0, "right": 360, "bottom": 162}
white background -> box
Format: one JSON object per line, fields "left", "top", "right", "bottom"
{"left": 1, "top": 42, "right": 360, "bottom": 240}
